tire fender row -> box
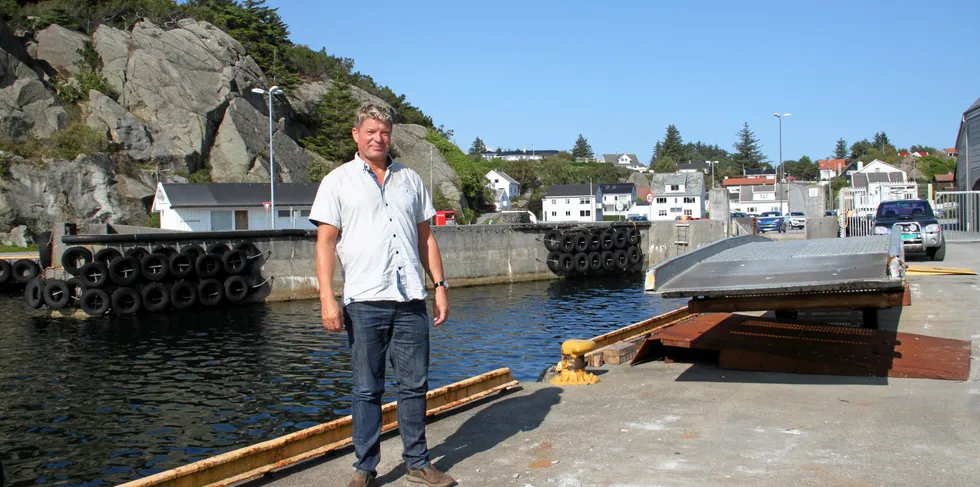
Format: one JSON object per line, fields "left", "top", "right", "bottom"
{"left": 542, "top": 226, "right": 644, "bottom": 277}
{"left": 25, "top": 241, "right": 268, "bottom": 316}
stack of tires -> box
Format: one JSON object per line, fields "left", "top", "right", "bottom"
{"left": 543, "top": 226, "right": 644, "bottom": 277}
{"left": 0, "top": 258, "right": 41, "bottom": 291}
{"left": 24, "top": 242, "right": 262, "bottom": 316}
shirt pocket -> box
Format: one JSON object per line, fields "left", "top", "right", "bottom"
{"left": 387, "top": 185, "right": 418, "bottom": 215}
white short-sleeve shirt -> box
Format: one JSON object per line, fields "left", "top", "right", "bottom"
{"left": 309, "top": 153, "right": 437, "bottom": 305}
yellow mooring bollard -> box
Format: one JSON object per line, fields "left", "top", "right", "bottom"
{"left": 549, "top": 339, "right": 600, "bottom": 385}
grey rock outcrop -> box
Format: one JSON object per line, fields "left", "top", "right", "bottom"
{"left": 391, "top": 124, "right": 467, "bottom": 210}
{"left": 288, "top": 79, "right": 396, "bottom": 122}
{"left": 0, "top": 21, "right": 67, "bottom": 141}
{"left": 0, "top": 225, "right": 29, "bottom": 247}
{"left": 34, "top": 24, "right": 88, "bottom": 75}
{"left": 210, "top": 97, "right": 310, "bottom": 182}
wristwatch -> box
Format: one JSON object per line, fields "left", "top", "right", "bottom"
{"left": 434, "top": 281, "right": 449, "bottom": 290}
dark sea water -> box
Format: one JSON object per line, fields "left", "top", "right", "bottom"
{"left": 0, "top": 275, "right": 684, "bottom": 486}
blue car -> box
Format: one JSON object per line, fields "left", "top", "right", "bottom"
{"left": 756, "top": 211, "right": 785, "bottom": 233}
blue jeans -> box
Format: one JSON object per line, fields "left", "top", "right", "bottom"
{"left": 344, "top": 300, "right": 431, "bottom": 475}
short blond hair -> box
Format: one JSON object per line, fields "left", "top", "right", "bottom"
{"left": 354, "top": 103, "right": 392, "bottom": 128}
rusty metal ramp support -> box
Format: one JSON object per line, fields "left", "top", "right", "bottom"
{"left": 118, "top": 368, "right": 518, "bottom": 487}
{"left": 631, "top": 313, "right": 971, "bottom": 381}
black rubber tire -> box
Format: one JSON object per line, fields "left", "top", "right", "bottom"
{"left": 930, "top": 243, "right": 946, "bottom": 262}
{"left": 180, "top": 244, "right": 206, "bottom": 262}
{"left": 614, "top": 249, "right": 629, "bottom": 270}
{"left": 12, "top": 259, "right": 40, "bottom": 284}
{"left": 0, "top": 259, "right": 10, "bottom": 285}
{"left": 222, "top": 250, "right": 248, "bottom": 275}
{"left": 43, "top": 279, "right": 70, "bottom": 309}
{"left": 79, "top": 262, "right": 109, "bottom": 288}
{"left": 573, "top": 233, "right": 589, "bottom": 253}
{"left": 630, "top": 260, "right": 644, "bottom": 273}
{"left": 627, "top": 246, "right": 642, "bottom": 265}
{"left": 543, "top": 230, "right": 562, "bottom": 252}
{"left": 587, "top": 251, "right": 603, "bottom": 273}
{"left": 224, "top": 275, "right": 249, "bottom": 303}
{"left": 207, "top": 242, "right": 230, "bottom": 256}
{"left": 141, "top": 282, "right": 171, "bottom": 312}
{"left": 600, "top": 250, "right": 616, "bottom": 271}
{"left": 151, "top": 246, "right": 177, "bottom": 258}
{"left": 94, "top": 248, "right": 123, "bottom": 267}
{"left": 37, "top": 231, "right": 52, "bottom": 269}
{"left": 170, "top": 280, "right": 198, "bottom": 310}
{"left": 627, "top": 228, "right": 641, "bottom": 246}
{"left": 108, "top": 257, "right": 140, "bottom": 286}
{"left": 612, "top": 228, "right": 628, "bottom": 249}
{"left": 600, "top": 229, "right": 615, "bottom": 251}
{"left": 197, "top": 279, "right": 224, "bottom": 307}
{"left": 558, "top": 253, "right": 575, "bottom": 274}
{"left": 546, "top": 251, "right": 562, "bottom": 273}
{"left": 140, "top": 254, "right": 170, "bottom": 282}
{"left": 66, "top": 277, "right": 85, "bottom": 302}
{"left": 168, "top": 253, "right": 195, "bottom": 280}
{"left": 196, "top": 254, "right": 223, "bottom": 279}
{"left": 24, "top": 279, "right": 44, "bottom": 309}
{"left": 588, "top": 233, "right": 602, "bottom": 252}
{"left": 574, "top": 252, "right": 590, "bottom": 273}
{"left": 61, "top": 246, "right": 92, "bottom": 275}
{"left": 232, "top": 241, "right": 260, "bottom": 258}
{"left": 79, "top": 288, "right": 110, "bottom": 315}
{"left": 125, "top": 247, "right": 150, "bottom": 262}
{"left": 559, "top": 234, "right": 576, "bottom": 253}
{"left": 111, "top": 287, "right": 141, "bottom": 315}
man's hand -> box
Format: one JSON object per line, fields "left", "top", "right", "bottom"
{"left": 321, "top": 298, "right": 344, "bottom": 332}
{"left": 433, "top": 287, "right": 449, "bottom": 326}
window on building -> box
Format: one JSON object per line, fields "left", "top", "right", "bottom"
{"left": 684, "top": 209, "right": 693, "bottom": 216}
{"left": 552, "top": 199, "right": 556, "bottom": 204}
{"left": 277, "top": 210, "right": 291, "bottom": 218}
{"left": 551, "top": 211, "right": 557, "bottom": 216}
{"left": 747, "top": 207, "right": 757, "bottom": 213}
{"left": 301, "top": 210, "right": 311, "bottom": 217}
{"left": 670, "top": 184, "right": 680, "bottom": 191}
{"left": 659, "top": 210, "right": 667, "bottom": 216}
{"left": 684, "top": 197, "right": 696, "bottom": 204}
{"left": 670, "top": 207, "right": 682, "bottom": 213}
{"left": 656, "top": 197, "right": 667, "bottom": 204}
{"left": 494, "top": 179, "right": 499, "bottom": 183}
{"left": 565, "top": 211, "right": 571, "bottom": 216}
{"left": 211, "top": 211, "right": 233, "bottom": 231}
{"left": 565, "top": 199, "right": 570, "bottom": 204}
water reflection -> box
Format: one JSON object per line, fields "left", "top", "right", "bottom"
{"left": 0, "top": 276, "right": 683, "bottom": 486}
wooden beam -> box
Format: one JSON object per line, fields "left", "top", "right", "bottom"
{"left": 584, "top": 307, "right": 691, "bottom": 366}
{"left": 688, "top": 291, "right": 907, "bottom": 314}
{"left": 118, "top": 369, "right": 518, "bottom": 487}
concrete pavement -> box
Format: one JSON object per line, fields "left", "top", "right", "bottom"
{"left": 254, "top": 243, "right": 980, "bottom": 487}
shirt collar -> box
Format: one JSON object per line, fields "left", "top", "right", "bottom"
{"left": 355, "top": 152, "right": 394, "bottom": 173}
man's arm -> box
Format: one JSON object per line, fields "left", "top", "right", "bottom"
{"left": 417, "top": 221, "right": 449, "bottom": 326}
{"left": 316, "top": 222, "right": 343, "bottom": 332}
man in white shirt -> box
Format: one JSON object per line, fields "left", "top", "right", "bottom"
{"left": 309, "top": 104, "right": 454, "bottom": 487}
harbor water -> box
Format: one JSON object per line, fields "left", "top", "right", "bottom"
{"left": 0, "top": 275, "right": 684, "bottom": 486}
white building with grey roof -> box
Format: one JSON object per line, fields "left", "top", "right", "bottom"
{"left": 485, "top": 170, "right": 520, "bottom": 210}
{"left": 151, "top": 182, "right": 320, "bottom": 231}
{"left": 601, "top": 153, "right": 646, "bottom": 171}
{"left": 647, "top": 172, "right": 705, "bottom": 220}
{"left": 542, "top": 184, "right": 603, "bottom": 222}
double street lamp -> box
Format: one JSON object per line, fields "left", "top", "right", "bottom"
{"left": 252, "top": 85, "right": 285, "bottom": 229}
{"left": 773, "top": 112, "right": 791, "bottom": 214}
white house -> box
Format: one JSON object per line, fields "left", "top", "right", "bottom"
{"left": 485, "top": 170, "right": 520, "bottom": 211}
{"left": 647, "top": 172, "right": 705, "bottom": 220}
{"left": 601, "top": 153, "right": 646, "bottom": 172}
{"left": 151, "top": 182, "right": 320, "bottom": 231}
{"left": 728, "top": 184, "right": 789, "bottom": 215}
{"left": 598, "top": 183, "right": 636, "bottom": 217}
{"left": 542, "top": 184, "right": 604, "bottom": 223}
{"left": 677, "top": 162, "right": 710, "bottom": 174}
{"left": 482, "top": 149, "right": 560, "bottom": 161}
{"left": 845, "top": 159, "right": 916, "bottom": 215}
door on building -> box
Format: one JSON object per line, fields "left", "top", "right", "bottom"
{"left": 235, "top": 210, "right": 249, "bottom": 230}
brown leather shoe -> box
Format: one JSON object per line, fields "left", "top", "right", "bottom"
{"left": 406, "top": 464, "right": 456, "bottom": 487}
{"left": 346, "top": 471, "right": 377, "bottom": 487}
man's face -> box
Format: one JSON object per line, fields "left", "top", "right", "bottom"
{"left": 352, "top": 118, "right": 392, "bottom": 162}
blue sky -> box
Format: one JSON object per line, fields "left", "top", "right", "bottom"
{"left": 267, "top": 0, "right": 978, "bottom": 164}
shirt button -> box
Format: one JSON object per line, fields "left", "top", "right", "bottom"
{"left": 393, "top": 234, "right": 396, "bottom": 237}
{"left": 396, "top": 251, "right": 399, "bottom": 254}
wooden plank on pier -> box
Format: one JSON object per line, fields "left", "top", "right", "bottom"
{"left": 118, "top": 368, "right": 518, "bottom": 487}
{"left": 584, "top": 307, "right": 691, "bottom": 366}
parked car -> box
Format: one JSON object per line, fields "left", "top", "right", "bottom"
{"left": 756, "top": 211, "right": 785, "bottom": 233}
{"left": 872, "top": 199, "right": 945, "bottom": 261}
{"left": 730, "top": 211, "right": 747, "bottom": 218}
{"left": 627, "top": 215, "right": 648, "bottom": 221}
{"left": 788, "top": 211, "right": 805, "bottom": 229}
{"left": 824, "top": 210, "right": 837, "bottom": 217}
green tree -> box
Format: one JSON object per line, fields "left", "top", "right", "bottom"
{"left": 873, "top": 131, "right": 891, "bottom": 152}
{"left": 910, "top": 144, "right": 938, "bottom": 154}
{"left": 301, "top": 83, "right": 360, "bottom": 163}
{"left": 468, "top": 137, "right": 487, "bottom": 159}
{"left": 651, "top": 124, "right": 684, "bottom": 164}
{"left": 787, "top": 155, "right": 818, "bottom": 181}
{"left": 920, "top": 155, "right": 956, "bottom": 181}
{"left": 571, "top": 134, "right": 594, "bottom": 160}
{"left": 850, "top": 139, "right": 873, "bottom": 161}
{"left": 652, "top": 155, "right": 677, "bottom": 173}
{"left": 834, "top": 138, "right": 848, "bottom": 160}
{"left": 732, "top": 122, "right": 766, "bottom": 170}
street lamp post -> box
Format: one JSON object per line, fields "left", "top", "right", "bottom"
{"left": 252, "top": 85, "right": 285, "bottom": 229}
{"left": 707, "top": 160, "right": 719, "bottom": 190}
{"left": 773, "top": 112, "right": 791, "bottom": 214}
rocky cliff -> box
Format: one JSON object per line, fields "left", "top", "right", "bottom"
{"left": 0, "top": 18, "right": 463, "bottom": 237}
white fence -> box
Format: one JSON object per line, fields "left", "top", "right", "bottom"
{"left": 934, "top": 191, "right": 980, "bottom": 242}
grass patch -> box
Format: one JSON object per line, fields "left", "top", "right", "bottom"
{"left": 0, "top": 244, "right": 39, "bottom": 253}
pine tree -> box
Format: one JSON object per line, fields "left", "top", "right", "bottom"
{"left": 873, "top": 131, "right": 891, "bottom": 152}
{"left": 834, "top": 138, "right": 848, "bottom": 160}
{"left": 571, "top": 134, "right": 594, "bottom": 160}
{"left": 652, "top": 156, "right": 677, "bottom": 173}
{"left": 656, "top": 124, "right": 684, "bottom": 162}
{"left": 732, "top": 122, "right": 766, "bottom": 169}
{"left": 468, "top": 137, "right": 487, "bottom": 159}
{"left": 302, "top": 83, "right": 361, "bottom": 163}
